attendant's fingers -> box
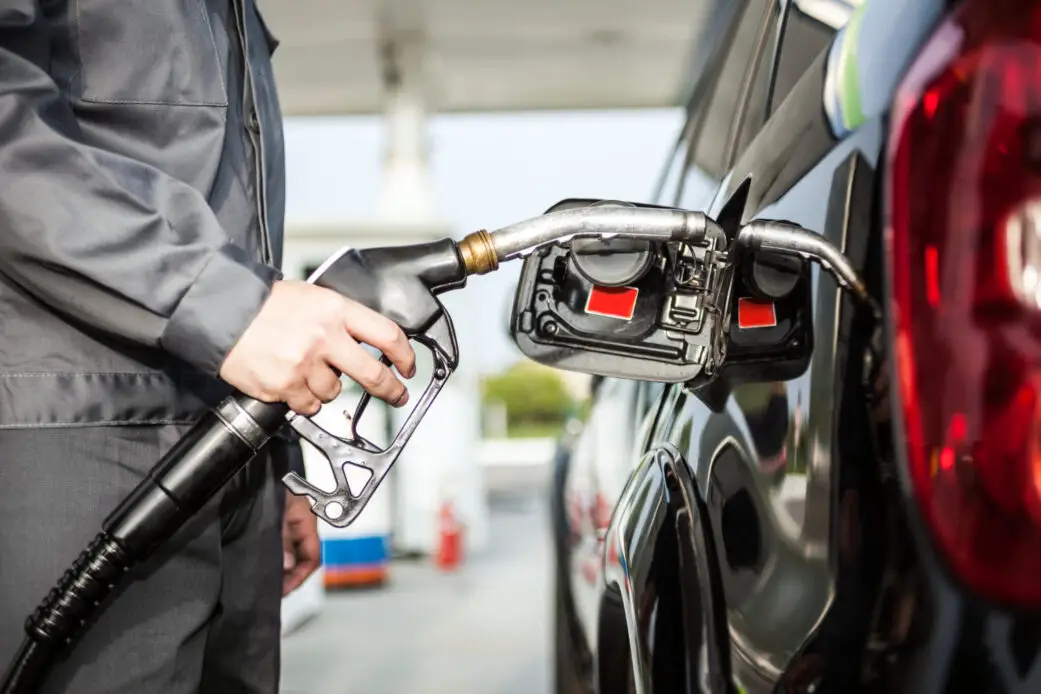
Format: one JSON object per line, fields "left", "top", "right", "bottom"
{"left": 326, "top": 333, "right": 409, "bottom": 406}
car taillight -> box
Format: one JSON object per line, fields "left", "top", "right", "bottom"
{"left": 886, "top": 0, "right": 1041, "bottom": 606}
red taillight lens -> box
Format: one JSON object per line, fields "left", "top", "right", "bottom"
{"left": 887, "top": 0, "right": 1041, "bottom": 607}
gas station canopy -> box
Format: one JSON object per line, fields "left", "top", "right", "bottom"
{"left": 259, "top": 0, "right": 710, "bottom": 116}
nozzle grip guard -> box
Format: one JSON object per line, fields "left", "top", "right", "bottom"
{"left": 282, "top": 238, "right": 467, "bottom": 527}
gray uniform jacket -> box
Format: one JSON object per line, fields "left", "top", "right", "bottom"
{"left": 0, "top": 0, "right": 287, "bottom": 429}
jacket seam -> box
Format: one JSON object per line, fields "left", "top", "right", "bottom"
{"left": 76, "top": 96, "right": 229, "bottom": 107}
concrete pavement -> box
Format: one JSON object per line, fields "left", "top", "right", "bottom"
{"left": 280, "top": 489, "right": 553, "bottom": 694}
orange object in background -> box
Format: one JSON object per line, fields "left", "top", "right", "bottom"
{"left": 434, "top": 501, "right": 463, "bottom": 571}
{"left": 324, "top": 565, "right": 388, "bottom": 589}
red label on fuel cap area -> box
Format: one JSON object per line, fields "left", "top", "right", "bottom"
{"left": 585, "top": 286, "right": 639, "bottom": 320}
{"left": 737, "top": 297, "right": 778, "bottom": 329}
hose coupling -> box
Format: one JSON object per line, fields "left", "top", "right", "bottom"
{"left": 457, "top": 230, "right": 499, "bottom": 276}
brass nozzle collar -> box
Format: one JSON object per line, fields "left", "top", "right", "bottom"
{"left": 458, "top": 230, "right": 499, "bottom": 276}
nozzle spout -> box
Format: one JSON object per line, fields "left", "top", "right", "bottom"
{"left": 457, "top": 205, "right": 713, "bottom": 276}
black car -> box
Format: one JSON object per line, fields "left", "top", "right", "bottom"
{"left": 544, "top": 0, "right": 1041, "bottom": 692}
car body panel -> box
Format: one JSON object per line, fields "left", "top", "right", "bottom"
{"left": 551, "top": 1, "right": 1041, "bottom": 694}
{"left": 549, "top": 1, "right": 953, "bottom": 694}
{"left": 672, "top": 123, "right": 884, "bottom": 693}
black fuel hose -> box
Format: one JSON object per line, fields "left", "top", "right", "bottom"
{"left": 0, "top": 394, "right": 289, "bottom": 694}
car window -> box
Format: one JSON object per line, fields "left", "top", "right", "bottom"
{"left": 767, "top": 0, "right": 843, "bottom": 115}
{"left": 686, "top": 0, "right": 772, "bottom": 181}
{"left": 669, "top": 0, "right": 773, "bottom": 211}
{"left": 651, "top": 118, "right": 695, "bottom": 206}
{"left": 672, "top": 103, "right": 718, "bottom": 210}
{"left": 727, "top": 0, "right": 783, "bottom": 167}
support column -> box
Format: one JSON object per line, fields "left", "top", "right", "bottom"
{"left": 375, "top": 61, "right": 435, "bottom": 220}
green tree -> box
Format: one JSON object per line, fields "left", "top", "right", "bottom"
{"left": 481, "top": 361, "right": 575, "bottom": 437}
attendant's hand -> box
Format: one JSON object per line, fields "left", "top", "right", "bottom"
{"left": 281, "top": 491, "right": 321, "bottom": 596}
{"left": 220, "top": 279, "right": 416, "bottom": 415}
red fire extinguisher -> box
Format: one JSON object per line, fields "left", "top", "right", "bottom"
{"left": 435, "top": 500, "right": 463, "bottom": 571}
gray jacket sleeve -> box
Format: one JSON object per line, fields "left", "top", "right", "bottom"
{"left": 0, "top": 7, "right": 281, "bottom": 377}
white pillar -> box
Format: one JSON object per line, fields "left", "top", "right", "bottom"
{"left": 376, "top": 82, "right": 436, "bottom": 221}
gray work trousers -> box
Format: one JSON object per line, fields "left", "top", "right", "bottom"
{"left": 0, "top": 425, "right": 286, "bottom": 693}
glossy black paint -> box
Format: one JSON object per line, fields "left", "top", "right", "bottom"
{"left": 550, "top": 1, "right": 1041, "bottom": 693}
{"left": 679, "top": 111, "right": 889, "bottom": 694}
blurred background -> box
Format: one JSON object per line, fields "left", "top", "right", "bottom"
{"left": 265, "top": 2, "right": 715, "bottom": 691}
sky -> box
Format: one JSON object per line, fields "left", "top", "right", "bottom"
{"left": 282, "top": 109, "right": 693, "bottom": 375}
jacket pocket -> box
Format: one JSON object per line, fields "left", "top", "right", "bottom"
{"left": 73, "top": 0, "right": 228, "bottom": 106}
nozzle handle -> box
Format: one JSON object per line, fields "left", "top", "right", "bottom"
{"left": 309, "top": 238, "right": 467, "bottom": 339}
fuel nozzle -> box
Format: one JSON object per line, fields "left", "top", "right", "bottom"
{"left": 456, "top": 204, "right": 715, "bottom": 278}
{"left": 735, "top": 220, "right": 880, "bottom": 318}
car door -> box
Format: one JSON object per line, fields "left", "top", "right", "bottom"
{"left": 596, "top": 1, "right": 890, "bottom": 693}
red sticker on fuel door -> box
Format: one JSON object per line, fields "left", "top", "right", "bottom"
{"left": 737, "top": 297, "right": 777, "bottom": 329}
{"left": 585, "top": 286, "right": 639, "bottom": 320}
